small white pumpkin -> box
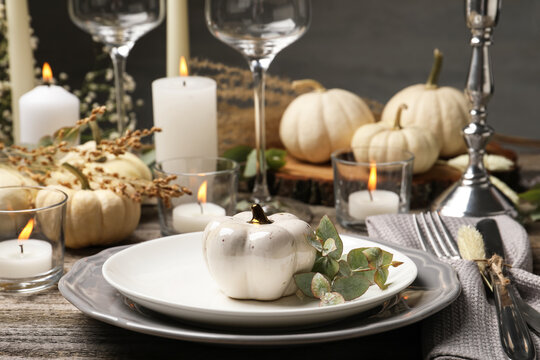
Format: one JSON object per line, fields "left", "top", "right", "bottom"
{"left": 38, "top": 165, "right": 141, "bottom": 249}
{"left": 0, "top": 163, "right": 37, "bottom": 212}
{"left": 380, "top": 49, "right": 470, "bottom": 157}
{"left": 202, "top": 204, "right": 316, "bottom": 301}
{"left": 59, "top": 141, "right": 152, "bottom": 181}
{"left": 351, "top": 104, "right": 440, "bottom": 174}
{"left": 280, "top": 80, "right": 375, "bottom": 163}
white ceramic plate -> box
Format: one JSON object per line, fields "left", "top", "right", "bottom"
{"left": 102, "top": 233, "right": 417, "bottom": 328}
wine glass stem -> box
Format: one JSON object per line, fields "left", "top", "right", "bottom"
{"left": 249, "top": 59, "right": 271, "bottom": 203}
{"left": 109, "top": 45, "right": 131, "bottom": 136}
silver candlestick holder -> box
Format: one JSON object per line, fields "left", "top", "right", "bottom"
{"left": 432, "top": 0, "right": 517, "bottom": 217}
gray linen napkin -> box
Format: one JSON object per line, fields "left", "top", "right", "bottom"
{"left": 366, "top": 214, "right": 540, "bottom": 360}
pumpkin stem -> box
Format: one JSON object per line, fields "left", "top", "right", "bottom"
{"left": 292, "top": 79, "right": 326, "bottom": 93}
{"left": 248, "top": 204, "right": 273, "bottom": 225}
{"left": 61, "top": 162, "right": 91, "bottom": 190}
{"left": 425, "top": 49, "right": 443, "bottom": 89}
{"left": 89, "top": 120, "right": 102, "bottom": 146}
{"left": 392, "top": 104, "right": 408, "bottom": 130}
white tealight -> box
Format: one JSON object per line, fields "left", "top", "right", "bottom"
{"left": 348, "top": 190, "right": 400, "bottom": 221}
{"left": 0, "top": 239, "right": 52, "bottom": 278}
{"left": 173, "top": 202, "right": 226, "bottom": 233}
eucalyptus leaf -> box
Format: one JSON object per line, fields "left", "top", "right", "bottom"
{"left": 316, "top": 215, "right": 343, "bottom": 260}
{"left": 347, "top": 248, "right": 369, "bottom": 270}
{"left": 338, "top": 260, "right": 352, "bottom": 277}
{"left": 363, "top": 247, "right": 384, "bottom": 268}
{"left": 306, "top": 232, "right": 322, "bottom": 252}
{"left": 311, "top": 273, "right": 331, "bottom": 299}
{"left": 312, "top": 256, "right": 339, "bottom": 279}
{"left": 294, "top": 272, "right": 317, "bottom": 298}
{"left": 381, "top": 250, "right": 394, "bottom": 266}
{"left": 320, "top": 292, "right": 345, "bottom": 306}
{"left": 374, "top": 268, "right": 390, "bottom": 290}
{"left": 322, "top": 238, "right": 337, "bottom": 257}
{"left": 332, "top": 275, "right": 371, "bottom": 301}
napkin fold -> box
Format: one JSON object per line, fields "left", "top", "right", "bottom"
{"left": 366, "top": 214, "right": 540, "bottom": 360}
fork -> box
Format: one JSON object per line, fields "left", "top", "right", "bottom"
{"left": 412, "top": 211, "right": 460, "bottom": 260}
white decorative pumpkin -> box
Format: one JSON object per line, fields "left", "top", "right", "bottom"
{"left": 351, "top": 104, "right": 440, "bottom": 174}
{"left": 202, "top": 204, "right": 316, "bottom": 301}
{"left": 380, "top": 49, "right": 470, "bottom": 158}
{"left": 280, "top": 80, "right": 375, "bottom": 163}
{"left": 59, "top": 141, "right": 152, "bottom": 181}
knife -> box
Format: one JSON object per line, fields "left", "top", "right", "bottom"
{"left": 476, "top": 219, "right": 536, "bottom": 360}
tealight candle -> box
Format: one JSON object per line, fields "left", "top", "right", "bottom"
{"left": 348, "top": 162, "right": 400, "bottom": 221}
{"left": 172, "top": 181, "right": 226, "bottom": 233}
{"left": 19, "top": 63, "right": 80, "bottom": 144}
{"left": 0, "top": 219, "right": 52, "bottom": 278}
{"left": 348, "top": 190, "right": 399, "bottom": 221}
{"left": 152, "top": 56, "right": 217, "bottom": 162}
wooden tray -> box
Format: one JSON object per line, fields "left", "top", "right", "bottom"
{"left": 270, "top": 142, "right": 519, "bottom": 209}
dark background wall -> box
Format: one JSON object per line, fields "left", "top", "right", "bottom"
{"left": 29, "top": 0, "right": 540, "bottom": 139}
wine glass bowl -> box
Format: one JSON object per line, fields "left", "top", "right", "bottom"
{"left": 205, "top": 0, "right": 312, "bottom": 219}
{"left": 206, "top": 1, "right": 310, "bottom": 61}
{"left": 68, "top": 0, "right": 165, "bottom": 135}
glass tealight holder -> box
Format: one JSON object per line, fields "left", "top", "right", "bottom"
{"left": 331, "top": 147, "right": 414, "bottom": 232}
{"left": 154, "top": 157, "right": 239, "bottom": 235}
{"left": 0, "top": 186, "right": 68, "bottom": 293}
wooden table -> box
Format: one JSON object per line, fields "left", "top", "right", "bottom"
{"left": 1, "top": 154, "right": 539, "bottom": 359}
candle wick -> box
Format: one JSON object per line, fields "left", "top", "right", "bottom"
{"left": 19, "top": 244, "right": 24, "bottom": 254}
{"left": 182, "top": 80, "right": 186, "bottom": 87}
{"left": 198, "top": 201, "right": 203, "bottom": 214}
{"left": 368, "top": 189, "right": 374, "bottom": 202}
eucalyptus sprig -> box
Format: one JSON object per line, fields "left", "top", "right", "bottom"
{"left": 294, "top": 216, "right": 403, "bottom": 306}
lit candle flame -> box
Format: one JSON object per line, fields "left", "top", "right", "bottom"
{"left": 18, "top": 218, "right": 34, "bottom": 254}
{"left": 197, "top": 181, "right": 207, "bottom": 204}
{"left": 368, "top": 162, "right": 377, "bottom": 191}
{"left": 179, "top": 56, "right": 189, "bottom": 76}
{"left": 18, "top": 218, "right": 34, "bottom": 241}
{"left": 42, "top": 62, "right": 53, "bottom": 83}
{"left": 367, "top": 162, "right": 377, "bottom": 201}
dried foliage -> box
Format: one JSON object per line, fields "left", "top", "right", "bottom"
{"left": 0, "top": 106, "right": 190, "bottom": 204}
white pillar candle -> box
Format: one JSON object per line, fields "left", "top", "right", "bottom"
{"left": 166, "top": 0, "right": 190, "bottom": 77}
{"left": 5, "top": 0, "right": 35, "bottom": 144}
{"left": 152, "top": 76, "right": 217, "bottom": 162}
{"left": 173, "top": 202, "right": 225, "bottom": 233}
{"left": 0, "top": 239, "right": 52, "bottom": 278}
{"left": 348, "top": 190, "right": 400, "bottom": 221}
{"left": 19, "top": 83, "right": 80, "bottom": 145}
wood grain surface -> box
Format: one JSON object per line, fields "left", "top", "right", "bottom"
{"left": 1, "top": 153, "right": 539, "bottom": 359}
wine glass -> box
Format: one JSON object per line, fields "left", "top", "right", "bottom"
{"left": 68, "top": 0, "right": 165, "bottom": 135}
{"left": 205, "top": 0, "right": 312, "bottom": 218}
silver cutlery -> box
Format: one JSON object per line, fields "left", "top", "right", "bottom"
{"left": 414, "top": 213, "right": 537, "bottom": 360}
{"left": 476, "top": 219, "right": 536, "bottom": 360}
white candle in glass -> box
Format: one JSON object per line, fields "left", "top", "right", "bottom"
{"left": 0, "top": 219, "right": 52, "bottom": 278}
{"left": 348, "top": 190, "right": 399, "bottom": 221}
{"left": 0, "top": 239, "right": 52, "bottom": 278}
{"left": 173, "top": 202, "right": 226, "bottom": 233}
{"left": 152, "top": 57, "right": 217, "bottom": 162}
{"left": 348, "top": 162, "right": 399, "bottom": 221}
{"left": 19, "top": 63, "right": 80, "bottom": 145}
{"left": 172, "top": 180, "right": 225, "bottom": 233}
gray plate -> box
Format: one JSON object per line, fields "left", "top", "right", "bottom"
{"left": 58, "top": 236, "right": 460, "bottom": 346}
